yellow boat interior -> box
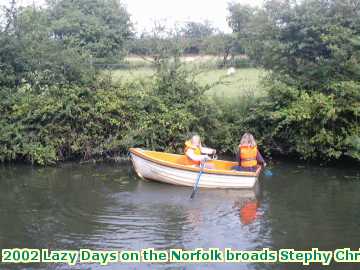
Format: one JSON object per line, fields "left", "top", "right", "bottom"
{"left": 130, "top": 148, "right": 261, "bottom": 176}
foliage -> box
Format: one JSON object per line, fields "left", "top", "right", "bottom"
{"left": 227, "top": 0, "right": 360, "bottom": 162}
{"left": 180, "top": 21, "right": 215, "bottom": 39}
{"left": 0, "top": 82, "right": 140, "bottom": 164}
{"left": 127, "top": 23, "right": 183, "bottom": 69}
{"left": 262, "top": 0, "right": 360, "bottom": 90}
{"left": 0, "top": 0, "right": 359, "bottom": 165}
{"left": 248, "top": 80, "right": 360, "bottom": 161}
{"left": 206, "top": 94, "right": 262, "bottom": 155}
{"left": 227, "top": 3, "right": 272, "bottom": 65}
{"left": 47, "top": 0, "right": 133, "bottom": 60}
{"left": 129, "top": 22, "right": 244, "bottom": 63}
{"left": 202, "top": 33, "right": 244, "bottom": 67}
{"left": 0, "top": 57, "right": 221, "bottom": 165}
{"left": 128, "top": 60, "right": 221, "bottom": 153}
{"left": 180, "top": 21, "right": 215, "bottom": 54}
{"left": 227, "top": 3, "right": 257, "bottom": 34}
{"left": 0, "top": 5, "right": 96, "bottom": 88}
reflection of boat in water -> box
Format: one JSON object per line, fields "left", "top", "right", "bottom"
{"left": 133, "top": 178, "right": 259, "bottom": 208}
{"left": 129, "top": 148, "right": 261, "bottom": 189}
{"left": 121, "top": 178, "right": 262, "bottom": 231}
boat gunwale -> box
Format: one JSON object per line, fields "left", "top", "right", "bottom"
{"left": 129, "top": 148, "right": 261, "bottom": 177}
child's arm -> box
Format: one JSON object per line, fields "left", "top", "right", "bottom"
{"left": 186, "top": 149, "right": 209, "bottom": 162}
{"left": 200, "top": 146, "right": 216, "bottom": 155}
{"left": 256, "top": 151, "right": 267, "bottom": 167}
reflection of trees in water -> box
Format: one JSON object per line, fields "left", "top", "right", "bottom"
{"left": 129, "top": 181, "right": 192, "bottom": 249}
{"left": 0, "top": 163, "right": 137, "bottom": 249}
{"left": 0, "top": 163, "right": 196, "bottom": 251}
{"left": 187, "top": 208, "right": 203, "bottom": 225}
{"left": 130, "top": 183, "right": 262, "bottom": 250}
{"left": 145, "top": 205, "right": 189, "bottom": 249}
{"left": 265, "top": 164, "right": 360, "bottom": 254}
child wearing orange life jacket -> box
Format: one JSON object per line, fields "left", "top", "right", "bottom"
{"left": 184, "top": 135, "right": 216, "bottom": 169}
{"left": 233, "top": 133, "right": 267, "bottom": 172}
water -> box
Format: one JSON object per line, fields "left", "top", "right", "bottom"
{"left": 0, "top": 161, "right": 359, "bottom": 270}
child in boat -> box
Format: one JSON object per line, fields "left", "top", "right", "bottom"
{"left": 233, "top": 133, "right": 267, "bottom": 172}
{"left": 184, "top": 135, "right": 216, "bottom": 169}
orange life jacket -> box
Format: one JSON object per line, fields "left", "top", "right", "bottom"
{"left": 184, "top": 140, "right": 201, "bottom": 165}
{"left": 239, "top": 145, "right": 258, "bottom": 167}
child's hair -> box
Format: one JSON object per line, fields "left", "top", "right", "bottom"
{"left": 191, "top": 134, "right": 201, "bottom": 144}
{"left": 240, "top": 133, "right": 257, "bottom": 147}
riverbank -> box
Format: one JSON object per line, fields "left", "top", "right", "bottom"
{"left": 1, "top": 61, "right": 359, "bottom": 165}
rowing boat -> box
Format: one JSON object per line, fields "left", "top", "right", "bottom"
{"left": 129, "top": 148, "right": 261, "bottom": 189}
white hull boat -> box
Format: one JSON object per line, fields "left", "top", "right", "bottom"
{"left": 129, "top": 148, "right": 261, "bottom": 189}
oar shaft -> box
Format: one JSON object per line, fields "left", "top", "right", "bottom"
{"left": 190, "top": 162, "right": 205, "bottom": 199}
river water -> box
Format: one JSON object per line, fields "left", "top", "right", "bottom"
{"left": 0, "top": 161, "right": 359, "bottom": 270}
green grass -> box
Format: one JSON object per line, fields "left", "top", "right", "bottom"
{"left": 196, "top": 68, "right": 265, "bottom": 98}
{"left": 104, "top": 67, "right": 154, "bottom": 82}
{"left": 105, "top": 66, "right": 265, "bottom": 99}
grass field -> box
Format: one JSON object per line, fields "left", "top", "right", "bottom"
{"left": 106, "top": 67, "right": 265, "bottom": 99}
{"left": 196, "top": 68, "right": 266, "bottom": 98}
{"left": 108, "top": 67, "right": 154, "bottom": 82}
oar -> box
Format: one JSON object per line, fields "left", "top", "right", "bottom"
{"left": 190, "top": 162, "right": 205, "bottom": 199}
{"left": 263, "top": 163, "right": 273, "bottom": 177}
{"left": 264, "top": 168, "right": 273, "bottom": 177}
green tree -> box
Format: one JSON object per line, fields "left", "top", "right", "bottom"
{"left": 128, "top": 23, "right": 183, "bottom": 69}
{"left": 180, "top": 21, "right": 215, "bottom": 54}
{"left": 202, "top": 33, "right": 244, "bottom": 66}
{"left": 0, "top": 4, "right": 95, "bottom": 88}
{"left": 181, "top": 21, "right": 214, "bottom": 39}
{"left": 246, "top": 0, "right": 360, "bottom": 162}
{"left": 227, "top": 3, "right": 255, "bottom": 34}
{"left": 47, "top": 0, "right": 133, "bottom": 61}
{"left": 227, "top": 3, "right": 272, "bottom": 65}
{"left": 263, "top": 0, "right": 360, "bottom": 89}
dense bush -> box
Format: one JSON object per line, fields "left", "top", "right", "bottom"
{"left": 0, "top": 83, "right": 136, "bottom": 164}
{"left": 2, "top": 58, "right": 357, "bottom": 165}
{"left": 206, "top": 95, "right": 260, "bottom": 155}
{"left": 130, "top": 62, "right": 221, "bottom": 152}
{"left": 242, "top": 80, "right": 360, "bottom": 161}
{"left": 1, "top": 0, "right": 359, "bottom": 165}
{"left": 227, "top": 0, "right": 360, "bottom": 163}
{"left": 0, "top": 61, "right": 222, "bottom": 165}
